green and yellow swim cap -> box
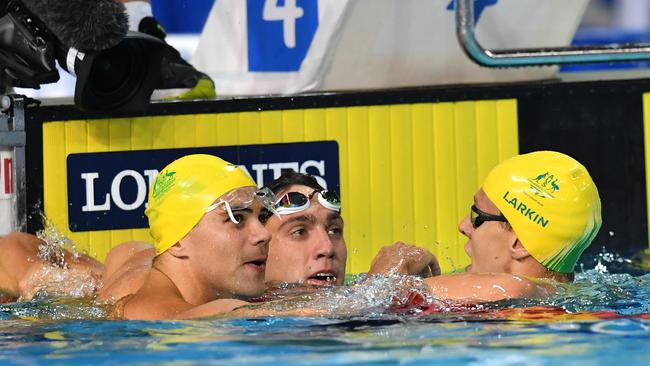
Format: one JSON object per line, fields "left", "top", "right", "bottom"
{"left": 145, "top": 154, "right": 255, "bottom": 254}
{"left": 482, "top": 151, "right": 602, "bottom": 273}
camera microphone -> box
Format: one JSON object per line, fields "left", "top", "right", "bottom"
{"left": 20, "top": 0, "right": 128, "bottom": 51}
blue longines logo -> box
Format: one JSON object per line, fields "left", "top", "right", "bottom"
{"left": 447, "top": 0, "right": 499, "bottom": 23}
{"left": 247, "top": 0, "right": 318, "bottom": 72}
{"left": 66, "top": 141, "right": 340, "bottom": 232}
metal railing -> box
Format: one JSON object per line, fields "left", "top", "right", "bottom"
{"left": 0, "top": 95, "right": 28, "bottom": 233}
{"left": 456, "top": 0, "right": 650, "bottom": 67}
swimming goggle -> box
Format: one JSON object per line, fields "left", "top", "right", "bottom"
{"left": 470, "top": 205, "right": 508, "bottom": 228}
{"left": 206, "top": 187, "right": 278, "bottom": 224}
{"left": 274, "top": 190, "right": 341, "bottom": 215}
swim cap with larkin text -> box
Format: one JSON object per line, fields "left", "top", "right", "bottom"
{"left": 482, "top": 151, "right": 602, "bottom": 273}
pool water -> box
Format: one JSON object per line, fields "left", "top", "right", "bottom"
{"left": 1, "top": 254, "right": 649, "bottom": 365}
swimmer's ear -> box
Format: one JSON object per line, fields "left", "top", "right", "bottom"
{"left": 510, "top": 239, "right": 532, "bottom": 261}
{"left": 166, "top": 242, "right": 190, "bottom": 259}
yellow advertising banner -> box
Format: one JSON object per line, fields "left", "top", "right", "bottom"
{"left": 42, "top": 99, "right": 518, "bottom": 274}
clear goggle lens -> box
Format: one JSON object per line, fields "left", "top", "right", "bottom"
{"left": 206, "top": 187, "right": 278, "bottom": 224}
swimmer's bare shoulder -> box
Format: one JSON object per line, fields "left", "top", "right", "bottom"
{"left": 99, "top": 243, "right": 252, "bottom": 320}
{"left": 96, "top": 241, "right": 156, "bottom": 303}
{"left": 117, "top": 268, "right": 249, "bottom": 320}
{"left": 424, "top": 272, "right": 550, "bottom": 302}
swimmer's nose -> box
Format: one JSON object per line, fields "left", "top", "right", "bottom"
{"left": 313, "top": 229, "right": 336, "bottom": 260}
{"left": 459, "top": 214, "right": 473, "bottom": 238}
{"left": 251, "top": 219, "right": 271, "bottom": 246}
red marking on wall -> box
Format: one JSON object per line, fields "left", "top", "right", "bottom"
{"left": 3, "top": 157, "right": 12, "bottom": 194}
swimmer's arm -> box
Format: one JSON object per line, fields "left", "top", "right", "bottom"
{"left": 229, "top": 305, "right": 322, "bottom": 318}
{"left": 125, "top": 293, "right": 323, "bottom": 320}
{"left": 175, "top": 299, "right": 252, "bottom": 319}
{"left": 424, "top": 273, "right": 550, "bottom": 302}
{"left": 177, "top": 299, "right": 322, "bottom": 318}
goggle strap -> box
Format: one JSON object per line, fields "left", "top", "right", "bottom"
{"left": 205, "top": 200, "right": 224, "bottom": 214}
{"left": 224, "top": 202, "right": 240, "bottom": 224}
{"left": 206, "top": 200, "right": 240, "bottom": 224}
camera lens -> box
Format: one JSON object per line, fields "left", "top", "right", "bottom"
{"left": 59, "top": 32, "right": 165, "bottom": 112}
{"left": 88, "top": 45, "right": 133, "bottom": 94}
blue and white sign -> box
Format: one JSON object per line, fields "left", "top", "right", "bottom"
{"left": 192, "top": 0, "right": 351, "bottom": 95}
{"left": 247, "top": 0, "right": 319, "bottom": 72}
{"left": 66, "top": 141, "right": 340, "bottom": 232}
{"left": 194, "top": 0, "right": 585, "bottom": 94}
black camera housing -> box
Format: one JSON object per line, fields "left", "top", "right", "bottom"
{"left": 0, "top": 0, "right": 166, "bottom": 113}
{"left": 58, "top": 32, "right": 165, "bottom": 113}
{"left": 0, "top": 0, "right": 59, "bottom": 88}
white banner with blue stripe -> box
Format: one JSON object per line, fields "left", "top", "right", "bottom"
{"left": 193, "top": 0, "right": 350, "bottom": 95}
{"left": 193, "top": 0, "right": 588, "bottom": 95}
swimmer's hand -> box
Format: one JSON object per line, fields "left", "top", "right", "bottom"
{"left": 368, "top": 242, "right": 440, "bottom": 278}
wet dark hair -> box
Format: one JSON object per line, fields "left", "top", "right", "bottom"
{"left": 264, "top": 170, "right": 325, "bottom": 194}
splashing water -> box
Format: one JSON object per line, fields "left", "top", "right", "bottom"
{"left": 3, "top": 223, "right": 649, "bottom": 322}
{"left": 534, "top": 271, "right": 650, "bottom": 314}
{"left": 580, "top": 246, "right": 635, "bottom": 274}
{"left": 1, "top": 246, "right": 648, "bottom": 366}
{"left": 245, "top": 274, "right": 438, "bottom": 317}
{"left": 35, "top": 215, "right": 80, "bottom": 268}
{"left": 457, "top": 248, "right": 650, "bottom": 316}
{"left": 341, "top": 248, "right": 650, "bottom": 318}
{"left": 20, "top": 266, "right": 101, "bottom": 302}
{"left": 16, "top": 216, "right": 102, "bottom": 303}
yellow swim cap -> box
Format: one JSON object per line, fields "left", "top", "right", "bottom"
{"left": 482, "top": 151, "right": 601, "bottom": 273}
{"left": 145, "top": 154, "right": 255, "bottom": 254}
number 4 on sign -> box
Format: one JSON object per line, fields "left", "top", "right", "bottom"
{"left": 447, "top": 0, "right": 498, "bottom": 24}
{"left": 263, "top": 0, "right": 304, "bottom": 48}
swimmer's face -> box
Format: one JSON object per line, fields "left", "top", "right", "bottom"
{"left": 458, "top": 189, "right": 516, "bottom": 274}
{"left": 264, "top": 184, "right": 347, "bottom": 286}
{"left": 181, "top": 200, "right": 271, "bottom": 299}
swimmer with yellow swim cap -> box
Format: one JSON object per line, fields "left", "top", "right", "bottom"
{"left": 0, "top": 154, "right": 278, "bottom": 319}
{"left": 101, "top": 154, "right": 280, "bottom": 319}
{"left": 422, "top": 151, "right": 602, "bottom": 302}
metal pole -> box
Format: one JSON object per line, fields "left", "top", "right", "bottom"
{"left": 0, "top": 94, "right": 27, "bottom": 233}
{"left": 456, "top": 0, "right": 650, "bottom": 67}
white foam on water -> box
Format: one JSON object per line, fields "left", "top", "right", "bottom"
{"left": 245, "top": 274, "right": 439, "bottom": 317}
{"left": 15, "top": 216, "right": 101, "bottom": 303}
